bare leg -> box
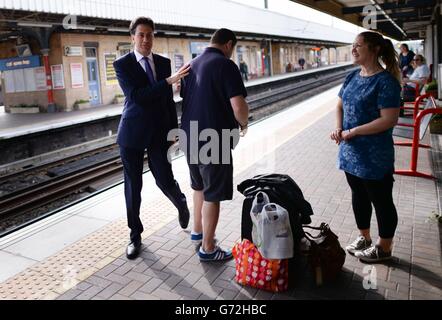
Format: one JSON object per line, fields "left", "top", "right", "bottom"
{"left": 193, "top": 191, "right": 204, "bottom": 234}
{"left": 360, "top": 229, "right": 371, "bottom": 242}
{"left": 378, "top": 238, "right": 393, "bottom": 252}
{"left": 202, "top": 201, "right": 220, "bottom": 253}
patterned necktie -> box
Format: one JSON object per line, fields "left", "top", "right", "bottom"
{"left": 142, "top": 56, "right": 155, "bottom": 84}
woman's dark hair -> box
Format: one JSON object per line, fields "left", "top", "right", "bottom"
{"left": 359, "top": 31, "right": 401, "bottom": 83}
{"left": 400, "top": 43, "right": 409, "bottom": 51}
{"left": 210, "top": 28, "right": 237, "bottom": 46}
{"left": 130, "top": 17, "right": 155, "bottom": 35}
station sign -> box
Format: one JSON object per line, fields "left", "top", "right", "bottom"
{"left": 0, "top": 55, "right": 40, "bottom": 71}
{"left": 64, "top": 46, "right": 83, "bottom": 57}
{"left": 190, "top": 42, "right": 209, "bottom": 56}
{"left": 117, "top": 44, "right": 132, "bottom": 52}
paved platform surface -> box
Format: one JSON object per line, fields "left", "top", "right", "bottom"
{"left": 0, "top": 86, "right": 441, "bottom": 300}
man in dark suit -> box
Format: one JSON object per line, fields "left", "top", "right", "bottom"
{"left": 113, "top": 17, "right": 191, "bottom": 260}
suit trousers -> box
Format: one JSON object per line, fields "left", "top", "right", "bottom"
{"left": 120, "top": 143, "right": 187, "bottom": 243}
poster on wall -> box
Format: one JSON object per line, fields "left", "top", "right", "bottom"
{"left": 2, "top": 67, "right": 47, "bottom": 93}
{"left": 13, "top": 69, "right": 25, "bottom": 92}
{"left": 24, "top": 67, "right": 47, "bottom": 92}
{"left": 4, "top": 71, "right": 15, "bottom": 93}
{"left": 51, "top": 65, "right": 65, "bottom": 90}
{"left": 104, "top": 53, "right": 118, "bottom": 86}
{"left": 174, "top": 54, "right": 184, "bottom": 72}
{"left": 34, "top": 67, "right": 47, "bottom": 91}
{"left": 70, "top": 63, "right": 84, "bottom": 89}
{"left": 24, "top": 68, "right": 36, "bottom": 92}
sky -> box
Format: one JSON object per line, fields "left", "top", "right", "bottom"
{"left": 230, "top": 0, "right": 363, "bottom": 35}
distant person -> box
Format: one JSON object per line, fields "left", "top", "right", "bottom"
{"left": 113, "top": 16, "right": 191, "bottom": 260}
{"left": 286, "top": 62, "right": 293, "bottom": 73}
{"left": 298, "top": 57, "right": 305, "bottom": 70}
{"left": 401, "top": 54, "right": 430, "bottom": 101}
{"left": 330, "top": 31, "right": 401, "bottom": 263}
{"left": 180, "top": 28, "right": 249, "bottom": 262}
{"left": 399, "top": 43, "right": 415, "bottom": 78}
{"left": 239, "top": 59, "right": 249, "bottom": 81}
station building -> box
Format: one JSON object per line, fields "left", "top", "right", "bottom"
{"left": 0, "top": 0, "right": 354, "bottom": 113}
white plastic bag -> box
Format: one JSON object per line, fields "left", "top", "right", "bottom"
{"left": 250, "top": 191, "right": 270, "bottom": 245}
{"left": 251, "top": 200, "right": 294, "bottom": 260}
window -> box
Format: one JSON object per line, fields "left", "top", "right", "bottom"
{"left": 85, "top": 47, "right": 97, "bottom": 58}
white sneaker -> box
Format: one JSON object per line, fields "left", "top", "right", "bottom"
{"left": 346, "top": 235, "right": 372, "bottom": 255}
{"left": 355, "top": 245, "right": 392, "bottom": 263}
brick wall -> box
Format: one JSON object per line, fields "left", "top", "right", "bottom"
{"left": 3, "top": 91, "right": 48, "bottom": 112}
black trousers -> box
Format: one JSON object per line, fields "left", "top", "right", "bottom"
{"left": 120, "top": 143, "right": 187, "bottom": 243}
{"left": 345, "top": 172, "right": 398, "bottom": 239}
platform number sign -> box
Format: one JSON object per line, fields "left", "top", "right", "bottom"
{"left": 362, "top": 5, "right": 378, "bottom": 30}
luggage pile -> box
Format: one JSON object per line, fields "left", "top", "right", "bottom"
{"left": 233, "top": 174, "right": 346, "bottom": 290}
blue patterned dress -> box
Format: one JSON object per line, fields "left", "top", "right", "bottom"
{"left": 338, "top": 69, "right": 401, "bottom": 180}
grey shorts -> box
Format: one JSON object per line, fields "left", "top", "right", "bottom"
{"left": 188, "top": 163, "right": 234, "bottom": 202}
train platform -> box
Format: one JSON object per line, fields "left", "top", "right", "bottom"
{"left": 0, "top": 85, "right": 441, "bottom": 300}
{"left": 0, "top": 62, "right": 352, "bottom": 141}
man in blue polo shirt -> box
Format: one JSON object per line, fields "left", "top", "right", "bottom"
{"left": 180, "top": 28, "right": 250, "bottom": 262}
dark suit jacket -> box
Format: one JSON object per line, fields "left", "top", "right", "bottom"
{"left": 113, "top": 52, "right": 178, "bottom": 150}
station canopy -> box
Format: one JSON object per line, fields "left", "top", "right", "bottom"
{"left": 0, "top": 0, "right": 357, "bottom": 46}
{"left": 290, "top": 0, "right": 438, "bottom": 40}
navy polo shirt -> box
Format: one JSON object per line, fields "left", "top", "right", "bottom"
{"left": 180, "top": 47, "right": 247, "bottom": 150}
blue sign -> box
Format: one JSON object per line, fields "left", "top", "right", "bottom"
{"left": 0, "top": 55, "right": 41, "bottom": 71}
{"left": 190, "top": 42, "right": 209, "bottom": 55}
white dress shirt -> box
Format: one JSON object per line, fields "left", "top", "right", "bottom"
{"left": 134, "top": 49, "right": 157, "bottom": 81}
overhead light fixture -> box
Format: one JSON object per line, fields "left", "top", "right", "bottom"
{"left": 17, "top": 22, "right": 53, "bottom": 28}
{"left": 108, "top": 27, "right": 128, "bottom": 33}
{"left": 78, "top": 25, "right": 96, "bottom": 31}
{"left": 369, "top": 0, "right": 407, "bottom": 38}
{"left": 164, "top": 31, "right": 180, "bottom": 36}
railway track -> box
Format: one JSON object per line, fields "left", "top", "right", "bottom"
{"left": 0, "top": 157, "right": 122, "bottom": 219}
{"left": 0, "top": 67, "right": 353, "bottom": 236}
{"left": 0, "top": 145, "right": 117, "bottom": 186}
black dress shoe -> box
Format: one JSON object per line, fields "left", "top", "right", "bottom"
{"left": 126, "top": 241, "right": 142, "bottom": 260}
{"left": 178, "top": 207, "right": 190, "bottom": 229}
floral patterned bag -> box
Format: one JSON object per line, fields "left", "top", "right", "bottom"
{"left": 232, "top": 239, "right": 289, "bottom": 292}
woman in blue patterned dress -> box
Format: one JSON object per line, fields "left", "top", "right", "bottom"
{"left": 330, "top": 31, "right": 401, "bottom": 263}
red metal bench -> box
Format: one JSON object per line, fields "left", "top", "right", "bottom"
{"left": 401, "top": 93, "right": 432, "bottom": 120}
{"left": 403, "top": 73, "right": 433, "bottom": 109}
{"left": 393, "top": 96, "right": 441, "bottom": 179}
